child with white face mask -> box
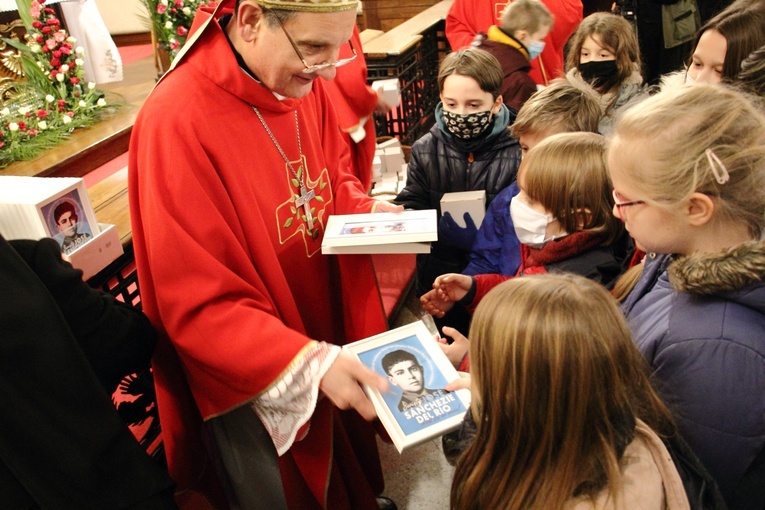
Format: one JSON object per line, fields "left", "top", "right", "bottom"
{"left": 421, "top": 132, "right": 629, "bottom": 368}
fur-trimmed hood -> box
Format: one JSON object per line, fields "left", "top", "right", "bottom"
{"left": 668, "top": 240, "right": 765, "bottom": 307}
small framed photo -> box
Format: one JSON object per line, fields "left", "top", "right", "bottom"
{"left": 345, "top": 321, "right": 471, "bottom": 453}
{"left": 40, "top": 188, "right": 95, "bottom": 255}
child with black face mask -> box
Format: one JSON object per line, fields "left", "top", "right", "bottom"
{"left": 394, "top": 47, "right": 522, "bottom": 337}
{"left": 565, "top": 12, "right": 646, "bottom": 136}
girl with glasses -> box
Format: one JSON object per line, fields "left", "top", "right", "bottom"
{"left": 609, "top": 84, "right": 765, "bottom": 509}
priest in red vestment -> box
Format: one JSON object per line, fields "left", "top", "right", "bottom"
{"left": 128, "top": 0, "right": 402, "bottom": 508}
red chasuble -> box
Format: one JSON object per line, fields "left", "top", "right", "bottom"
{"left": 129, "top": 2, "right": 388, "bottom": 507}
{"left": 322, "top": 25, "right": 379, "bottom": 192}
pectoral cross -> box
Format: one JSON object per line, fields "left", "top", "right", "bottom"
{"left": 295, "top": 183, "right": 315, "bottom": 230}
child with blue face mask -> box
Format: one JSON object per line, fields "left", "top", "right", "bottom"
{"left": 421, "top": 132, "right": 629, "bottom": 366}
{"left": 472, "top": 0, "right": 553, "bottom": 113}
{"left": 395, "top": 47, "right": 521, "bottom": 337}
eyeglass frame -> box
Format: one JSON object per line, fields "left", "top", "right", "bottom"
{"left": 612, "top": 190, "right": 646, "bottom": 214}
{"left": 275, "top": 15, "right": 357, "bottom": 74}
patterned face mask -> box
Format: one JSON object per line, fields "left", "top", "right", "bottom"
{"left": 442, "top": 109, "right": 493, "bottom": 140}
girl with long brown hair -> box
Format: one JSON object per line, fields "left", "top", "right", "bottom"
{"left": 450, "top": 274, "right": 689, "bottom": 509}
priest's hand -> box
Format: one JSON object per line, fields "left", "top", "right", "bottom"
{"left": 371, "top": 200, "right": 404, "bottom": 213}
{"left": 321, "top": 350, "right": 388, "bottom": 421}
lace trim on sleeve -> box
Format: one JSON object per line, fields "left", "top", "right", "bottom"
{"left": 250, "top": 341, "right": 340, "bottom": 456}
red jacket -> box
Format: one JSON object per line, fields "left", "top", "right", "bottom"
{"left": 445, "top": 0, "right": 583, "bottom": 84}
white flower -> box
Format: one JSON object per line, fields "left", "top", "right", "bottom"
{"left": 88, "top": 82, "right": 95, "bottom": 90}
{"left": 76, "top": 46, "right": 85, "bottom": 55}
{"left": 79, "top": 100, "right": 87, "bottom": 107}
{"left": 60, "top": 64, "right": 69, "bottom": 73}
{"left": 165, "top": 21, "right": 173, "bottom": 29}
{"left": 182, "top": 6, "right": 191, "bottom": 14}
{"left": 0, "top": 108, "right": 9, "bottom": 117}
{"left": 18, "top": 106, "right": 29, "bottom": 115}
{"left": 97, "top": 98, "right": 107, "bottom": 107}
{"left": 62, "top": 115, "right": 72, "bottom": 124}
{"left": 66, "top": 37, "right": 76, "bottom": 44}
{"left": 30, "top": 44, "right": 41, "bottom": 53}
{"left": 46, "top": 94, "right": 55, "bottom": 103}
{"left": 160, "top": 0, "right": 168, "bottom": 5}
{"left": 8, "top": 122, "right": 18, "bottom": 132}
{"left": 75, "top": 58, "right": 84, "bottom": 67}
{"left": 38, "top": 121, "right": 47, "bottom": 130}
{"left": 56, "top": 73, "right": 65, "bottom": 82}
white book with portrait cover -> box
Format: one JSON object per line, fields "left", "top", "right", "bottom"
{"left": 0, "top": 176, "right": 100, "bottom": 255}
{"left": 344, "top": 321, "right": 471, "bottom": 453}
{"left": 321, "top": 209, "right": 437, "bottom": 254}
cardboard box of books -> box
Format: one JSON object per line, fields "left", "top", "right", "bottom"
{"left": 439, "top": 190, "right": 486, "bottom": 229}
{"left": 345, "top": 321, "right": 471, "bottom": 453}
{"left": 321, "top": 210, "right": 437, "bottom": 255}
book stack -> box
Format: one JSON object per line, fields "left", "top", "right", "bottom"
{"left": 371, "top": 137, "right": 407, "bottom": 197}
{"left": 0, "top": 176, "right": 122, "bottom": 279}
{"left": 321, "top": 209, "right": 437, "bottom": 254}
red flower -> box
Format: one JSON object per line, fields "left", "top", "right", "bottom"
{"left": 41, "top": 26, "right": 51, "bottom": 34}
{"left": 66, "top": 111, "right": 74, "bottom": 117}
{"left": 57, "top": 99, "right": 66, "bottom": 112}
{"left": 70, "top": 77, "right": 79, "bottom": 85}
{"left": 41, "top": 45, "right": 49, "bottom": 53}
{"left": 50, "top": 69, "right": 58, "bottom": 79}
{"left": 44, "top": 7, "right": 54, "bottom": 14}
{"left": 18, "top": 121, "right": 26, "bottom": 131}
{"left": 32, "top": 21, "right": 43, "bottom": 29}
{"left": 157, "top": 3, "right": 166, "bottom": 13}
{"left": 169, "top": 40, "right": 180, "bottom": 50}
{"left": 46, "top": 18, "right": 59, "bottom": 26}
{"left": 52, "top": 50, "right": 61, "bottom": 58}
{"left": 28, "top": 129, "right": 39, "bottom": 137}
{"left": 177, "top": 26, "right": 188, "bottom": 36}
{"left": 36, "top": 110, "right": 48, "bottom": 119}
{"left": 0, "top": 142, "right": 4, "bottom": 149}
{"left": 24, "top": 111, "right": 31, "bottom": 118}
{"left": 35, "top": 35, "right": 43, "bottom": 43}
{"left": 60, "top": 46, "right": 71, "bottom": 55}
{"left": 50, "top": 58, "right": 60, "bottom": 67}
{"left": 175, "top": 0, "right": 182, "bottom": 6}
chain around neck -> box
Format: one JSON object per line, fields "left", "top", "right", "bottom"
{"left": 252, "top": 107, "right": 303, "bottom": 181}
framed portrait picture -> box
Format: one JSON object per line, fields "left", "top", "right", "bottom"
{"left": 345, "top": 321, "right": 471, "bottom": 453}
{"left": 0, "top": 177, "right": 100, "bottom": 254}
{"left": 39, "top": 188, "right": 97, "bottom": 255}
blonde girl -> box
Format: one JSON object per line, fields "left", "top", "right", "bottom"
{"left": 610, "top": 84, "right": 765, "bottom": 508}
{"left": 565, "top": 13, "right": 644, "bottom": 135}
{"left": 451, "top": 274, "right": 689, "bottom": 509}
{"left": 421, "top": 132, "right": 628, "bottom": 329}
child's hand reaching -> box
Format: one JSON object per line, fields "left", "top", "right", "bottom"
{"left": 420, "top": 288, "right": 455, "bottom": 317}
{"left": 434, "top": 273, "right": 472, "bottom": 303}
{"left": 437, "top": 326, "right": 470, "bottom": 369}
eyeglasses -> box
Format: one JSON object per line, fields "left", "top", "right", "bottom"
{"left": 612, "top": 190, "right": 645, "bottom": 214}
{"left": 276, "top": 16, "right": 357, "bottom": 74}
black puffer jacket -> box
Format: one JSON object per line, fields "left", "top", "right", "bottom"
{"left": 394, "top": 107, "right": 522, "bottom": 295}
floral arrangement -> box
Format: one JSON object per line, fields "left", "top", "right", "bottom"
{"left": 0, "top": 0, "right": 113, "bottom": 167}
{"left": 143, "top": 0, "right": 215, "bottom": 62}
